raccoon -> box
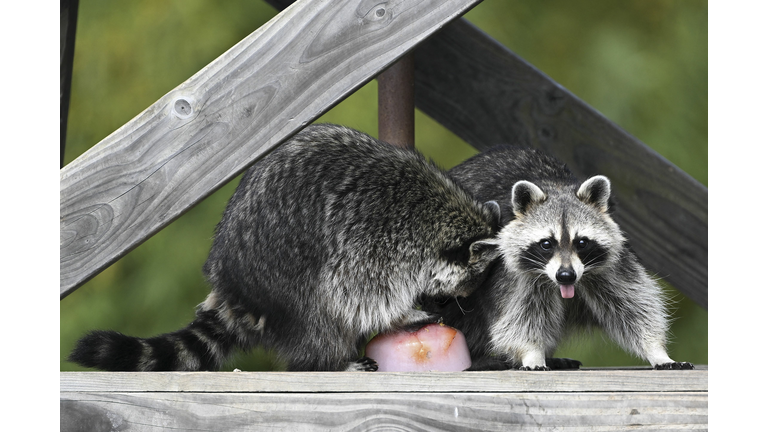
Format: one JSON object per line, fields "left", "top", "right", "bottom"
{"left": 69, "top": 124, "right": 501, "bottom": 372}
{"left": 425, "top": 145, "right": 693, "bottom": 371}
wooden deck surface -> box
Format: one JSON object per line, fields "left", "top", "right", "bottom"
{"left": 61, "top": 367, "right": 707, "bottom": 431}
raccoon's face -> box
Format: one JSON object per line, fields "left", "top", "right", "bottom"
{"left": 498, "top": 176, "right": 624, "bottom": 299}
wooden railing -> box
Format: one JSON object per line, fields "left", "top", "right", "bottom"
{"left": 61, "top": 368, "right": 708, "bottom": 430}
{"left": 60, "top": 0, "right": 707, "bottom": 308}
{"left": 412, "top": 20, "right": 708, "bottom": 308}
{"left": 60, "top": 1, "right": 708, "bottom": 428}
{"left": 60, "top": 0, "right": 484, "bottom": 298}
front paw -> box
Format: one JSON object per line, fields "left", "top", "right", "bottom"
{"left": 518, "top": 365, "right": 551, "bottom": 371}
{"left": 347, "top": 356, "right": 379, "bottom": 372}
{"left": 397, "top": 311, "right": 443, "bottom": 331}
{"left": 654, "top": 361, "right": 694, "bottom": 370}
{"left": 392, "top": 309, "right": 443, "bottom": 330}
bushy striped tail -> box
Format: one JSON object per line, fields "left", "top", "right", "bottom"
{"left": 68, "top": 309, "right": 240, "bottom": 371}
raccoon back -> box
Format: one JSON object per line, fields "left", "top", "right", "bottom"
{"left": 203, "top": 124, "right": 498, "bottom": 334}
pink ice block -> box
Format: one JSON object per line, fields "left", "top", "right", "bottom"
{"left": 364, "top": 323, "right": 472, "bottom": 372}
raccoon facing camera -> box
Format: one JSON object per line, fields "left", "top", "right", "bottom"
{"left": 69, "top": 124, "right": 501, "bottom": 372}
{"left": 424, "top": 145, "right": 694, "bottom": 371}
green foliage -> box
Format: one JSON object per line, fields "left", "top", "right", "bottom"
{"left": 61, "top": 0, "right": 707, "bottom": 371}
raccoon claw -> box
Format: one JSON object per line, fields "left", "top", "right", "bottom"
{"left": 518, "top": 365, "right": 551, "bottom": 371}
{"left": 654, "top": 361, "right": 694, "bottom": 370}
{"left": 348, "top": 356, "right": 378, "bottom": 372}
{"left": 545, "top": 357, "right": 582, "bottom": 370}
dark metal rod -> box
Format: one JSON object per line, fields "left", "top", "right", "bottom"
{"left": 377, "top": 53, "right": 415, "bottom": 149}
{"left": 61, "top": 0, "right": 79, "bottom": 168}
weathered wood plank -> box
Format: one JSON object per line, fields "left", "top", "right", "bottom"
{"left": 60, "top": 369, "right": 707, "bottom": 393}
{"left": 60, "top": 391, "right": 708, "bottom": 431}
{"left": 59, "top": 0, "right": 483, "bottom": 298}
{"left": 412, "top": 20, "right": 708, "bottom": 308}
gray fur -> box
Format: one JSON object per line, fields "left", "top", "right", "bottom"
{"left": 425, "top": 145, "right": 692, "bottom": 371}
{"left": 69, "top": 124, "right": 500, "bottom": 372}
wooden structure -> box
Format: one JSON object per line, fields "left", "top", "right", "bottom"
{"left": 60, "top": 0, "right": 708, "bottom": 429}
{"left": 61, "top": 368, "right": 707, "bottom": 430}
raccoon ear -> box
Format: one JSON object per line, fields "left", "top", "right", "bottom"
{"left": 468, "top": 238, "right": 500, "bottom": 264}
{"left": 577, "top": 175, "right": 611, "bottom": 212}
{"left": 483, "top": 200, "right": 501, "bottom": 226}
{"left": 511, "top": 181, "right": 546, "bottom": 217}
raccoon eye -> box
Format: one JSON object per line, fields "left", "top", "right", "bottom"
{"left": 575, "top": 239, "right": 589, "bottom": 250}
{"left": 539, "top": 239, "right": 553, "bottom": 250}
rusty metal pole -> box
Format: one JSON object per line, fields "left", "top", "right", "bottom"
{"left": 377, "top": 53, "right": 415, "bottom": 149}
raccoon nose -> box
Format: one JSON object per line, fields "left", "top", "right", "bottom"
{"left": 556, "top": 268, "right": 577, "bottom": 284}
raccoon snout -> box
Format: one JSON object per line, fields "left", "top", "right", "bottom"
{"left": 555, "top": 268, "right": 577, "bottom": 285}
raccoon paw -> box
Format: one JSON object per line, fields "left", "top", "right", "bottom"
{"left": 397, "top": 311, "right": 444, "bottom": 331}
{"left": 518, "top": 365, "right": 551, "bottom": 371}
{"left": 545, "top": 357, "right": 582, "bottom": 370}
{"left": 466, "top": 357, "right": 515, "bottom": 371}
{"left": 654, "top": 361, "right": 694, "bottom": 370}
{"left": 347, "top": 356, "right": 379, "bottom": 372}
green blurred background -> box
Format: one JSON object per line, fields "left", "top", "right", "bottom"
{"left": 60, "top": 0, "right": 707, "bottom": 371}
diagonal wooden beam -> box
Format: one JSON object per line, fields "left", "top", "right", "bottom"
{"left": 411, "top": 20, "right": 707, "bottom": 308}
{"left": 59, "top": 0, "right": 484, "bottom": 298}
{"left": 263, "top": 5, "right": 707, "bottom": 310}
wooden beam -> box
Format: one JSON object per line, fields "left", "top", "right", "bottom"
{"left": 59, "top": 0, "right": 483, "bottom": 298}
{"left": 261, "top": 3, "right": 707, "bottom": 308}
{"left": 60, "top": 0, "right": 79, "bottom": 168}
{"left": 411, "top": 20, "right": 708, "bottom": 308}
{"left": 61, "top": 370, "right": 708, "bottom": 431}
{"left": 61, "top": 368, "right": 707, "bottom": 393}
{"left": 61, "top": 391, "right": 707, "bottom": 431}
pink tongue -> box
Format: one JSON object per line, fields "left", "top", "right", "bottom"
{"left": 560, "top": 285, "right": 575, "bottom": 299}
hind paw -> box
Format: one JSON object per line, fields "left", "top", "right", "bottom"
{"left": 518, "top": 365, "right": 551, "bottom": 371}
{"left": 347, "top": 356, "right": 378, "bottom": 372}
{"left": 546, "top": 357, "right": 582, "bottom": 370}
{"left": 654, "top": 361, "right": 694, "bottom": 370}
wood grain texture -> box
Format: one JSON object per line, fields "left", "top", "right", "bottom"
{"left": 60, "top": 369, "right": 707, "bottom": 393}
{"left": 412, "top": 19, "right": 708, "bottom": 308}
{"left": 59, "top": 0, "right": 482, "bottom": 298}
{"left": 60, "top": 391, "right": 707, "bottom": 431}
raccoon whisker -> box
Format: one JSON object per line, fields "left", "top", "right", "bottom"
{"left": 454, "top": 296, "right": 473, "bottom": 315}
{"left": 519, "top": 256, "right": 547, "bottom": 267}
{"left": 530, "top": 272, "right": 550, "bottom": 287}
{"left": 583, "top": 251, "right": 610, "bottom": 268}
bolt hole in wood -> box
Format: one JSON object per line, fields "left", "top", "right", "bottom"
{"left": 173, "top": 98, "right": 193, "bottom": 119}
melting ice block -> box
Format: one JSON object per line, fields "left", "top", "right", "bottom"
{"left": 364, "top": 323, "right": 472, "bottom": 372}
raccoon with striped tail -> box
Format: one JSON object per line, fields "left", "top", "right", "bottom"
{"left": 423, "top": 145, "right": 693, "bottom": 371}
{"left": 68, "top": 124, "right": 501, "bottom": 372}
